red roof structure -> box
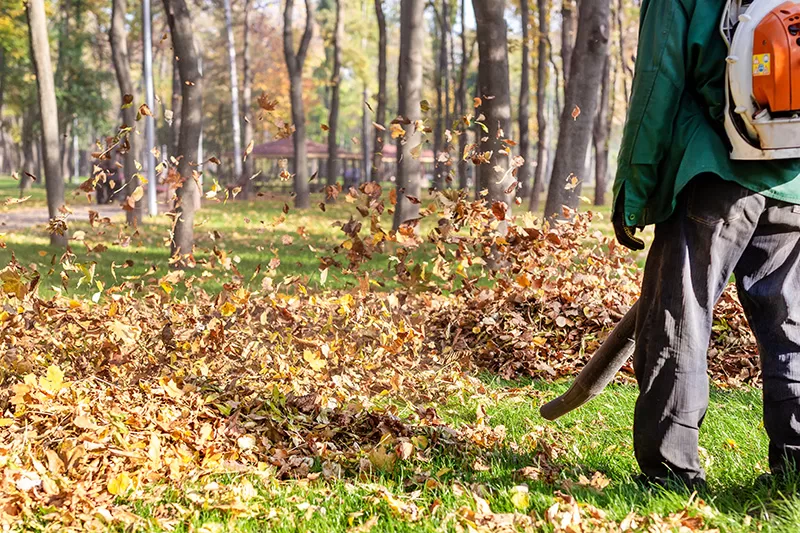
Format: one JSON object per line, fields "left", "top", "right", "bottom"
{"left": 379, "top": 142, "right": 436, "bottom": 163}
{"left": 249, "top": 138, "right": 361, "bottom": 160}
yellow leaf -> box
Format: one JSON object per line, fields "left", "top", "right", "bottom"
{"left": 219, "top": 301, "right": 236, "bottom": 317}
{"left": 303, "top": 349, "right": 326, "bottom": 371}
{"left": 107, "top": 471, "right": 133, "bottom": 495}
{"left": 148, "top": 433, "right": 161, "bottom": 465}
{"left": 131, "top": 186, "right": 144, "bottom": 202}
{"left": 390, "top": 123, "right": 405, "bottom": 139}
{"left": 510, "top": 486, "right": 530, "bottom": 510}
{"left": 108, "top": 320, "right": 137, "bottom": 346}
{"left": 39, "top": 365, "right": 64, "bottom": 394}
{"left": 0, "top": 267, "right": 27, "bottom": 299}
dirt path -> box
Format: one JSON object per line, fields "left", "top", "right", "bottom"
{"left": 0, "top": 204, "right": 125, "bottom": 231}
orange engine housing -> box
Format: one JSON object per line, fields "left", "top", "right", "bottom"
{"left": 753, "top": 3, "right": 800, "bottom": 113}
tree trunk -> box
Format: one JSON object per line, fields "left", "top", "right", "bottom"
{"left": 529, "top": 0, "right": 549, "bottom": 211}
{"left": 162, "top": 0, "right": 203, "bottom": 265}
{"left": 0, "top": 46, "right": 6, "bottom": 175}
{"left": 20, "top": 108, "right": 36, "bottom": 195}
{"left": 443, "top": 0, "right": 451, "bottom": 187}
{"left": 223, "top": 0, "right": 243, "bottom": 185}
{"left": 561, "top": 0, "right": 577, "bottom": 85}
{"left": 372, "top": 0, "right": 387, "bottom": 182}
{"left": 433, "top": 2, "right": 449, "bottom": 191}
{"left": 593, "top": 52, "right": 611, "bottom": 206}
{"left": 457, "top": 0, "right": 470, "bottom": 191}
{"left": 27, "top": 0, "right": 67, "bottom": 247}
{"left": 518, "top": 0, "right": 532, "bottom": 201}
{"left": 472, "top": 0, "right": 513, "bottom": 209}
{"left": 110, "top": 0, "right": 143, "bottom": 226}
{"left": 392, "top": 0, "right": 424, "bottom": 230}
{"left": 616, "top": 0, "right": 631, "bottom": 103}
{"left": 241, "top": 0, "right": 255, "bottom": 198}
{"left": 326, "top": 0, "right": 343, "bottom": 199}
{"left": 283, "top": 0, "right": 313, "bottom": 209}
{"left": 170, "top": 57, "right": 182, "bottom": 156}
{"left": 543, "top": 0, "right": 610, "bottom": 218}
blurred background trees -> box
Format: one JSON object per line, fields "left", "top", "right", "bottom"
{"left": 0, "top": 0, "right": 639, "bottom": 252}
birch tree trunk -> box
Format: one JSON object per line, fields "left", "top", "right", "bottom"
{"left": 326, "top": 0, "right": 343, "bottom": 199}
{"left": 392, "top": 0, "right": 424, "bottom": 230}
{"left": 518, "top": 0, "right": 532, "bottom": 201}
{"left": 529, "top": 0, "right": 549, "bottom": 211}
{"left": 110, "top": 0, "right": 143, "bottom": 225}
{"left": 543, "top": 0, "right": 610, "bottom": 218}
{"left": 283, "top": 0, "right": 313, "bottom": 209}
{"left": 162, "top": 0, "right": 203, "bottom": 265}
{"left": 27, "top": 0, "right": 67, "bottom": 247}
{"left": 223, "top": 0, "right": 243, "bottom": 185}
{"left": 472, "top": 0, "right": 513, "bottom": 209}
{"left": 371, "top": 0, "right": 387, "bottom": 182}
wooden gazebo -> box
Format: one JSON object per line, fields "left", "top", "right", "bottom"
{"left": 248, "top": 138, "right": 363, "bottom": 190}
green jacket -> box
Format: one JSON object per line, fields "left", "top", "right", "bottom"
{"left": 613, "top": 0, "right": 800, "bottom": 227}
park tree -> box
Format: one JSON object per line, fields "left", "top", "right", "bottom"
{"left": 561, "top": 0, "right": 577, "bottom": 86}
{"left": 392, "top": 0, "right": 425, "bottom": 231}
{"left": 26, "top": 0, "right": 66, "bottom": 247}
{"left": 593, "top": 52, "right": 612, "bottom": 206}
{"left": 543, "top": 0, "right": 611, "bottom": 218}
{"left": 456, "top": 0, "right": 473, "bottom": 191}
{"left": 162, "top": 0, "right": 203, "bottom": 264}
{"left": 283, "top": 0, "right": 313, "bottom": 209}
{"left": 170, "top": 58, "right": 182, "bottom": 157}
{"left": 472, "top": 0, "right": 513, "bottom": 210}
{"left": 110, "top": 0, "right": 143, "bottom": 226}
{"left": 326, "top": 0, "right": 343, "bottom": 198}
{"left": 517, "top": 0, "right": 532, "bottom": 200}
{"left": 371, "top": 0, "right": 387, "bottom": 182}
{"left": 223, "top": 0, "right": 243, "bottom": 186}
{"left": 241, "top": 0, "right": 255, "bottom": 199}
{"left": 529, "top": 0, "right": 550, "bottom": 211}
{"left": 432, "top": 0, "right": 451, "bottom": 191}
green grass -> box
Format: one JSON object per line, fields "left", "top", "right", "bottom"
{"left": 0, "top": 175, "right": 649, "bottom": 299}
{"left": 93, "top": 380, "right": 800, "bottom": 532}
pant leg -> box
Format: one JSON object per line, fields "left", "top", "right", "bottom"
{"left": 733, "top": 200, "right": 800, "bottom": 473}
{"left": 633, "top": 175, "right": 764, "bottom": 483}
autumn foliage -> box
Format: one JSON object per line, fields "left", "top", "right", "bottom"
{"left": 0, "top": 187, "right": 757, "bottom": 529}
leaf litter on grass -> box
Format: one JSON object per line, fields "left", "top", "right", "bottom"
{"left": 0, "top": 185, "right": 753, "bottom": 531}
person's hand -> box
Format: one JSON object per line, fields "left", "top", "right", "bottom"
{"left": 613, "top": 192, "right": 645, "bottom": 251}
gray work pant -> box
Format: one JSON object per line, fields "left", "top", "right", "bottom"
{"left": 634, "top": 174, "right": 800, "bottom": 483}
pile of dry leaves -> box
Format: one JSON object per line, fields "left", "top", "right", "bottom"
{"left": 0, "top": 186, "right": 754, "bottom": 530}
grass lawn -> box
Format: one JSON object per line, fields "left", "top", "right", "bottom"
{"left": 6, "top": 175, "right": 779, "bottom": 532}
{"left": 0, "top": 176, "right": 651, "bottom": 299}
{"left": 96, "top": 380, "right": 798, "bottom": 532}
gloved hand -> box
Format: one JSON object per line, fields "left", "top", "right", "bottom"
{"left": 613, "top": 192, "right": 645, "bottom": 251}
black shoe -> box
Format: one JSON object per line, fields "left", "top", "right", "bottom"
{"left": 634, "top": 473, "right": 707, "bottom": 493}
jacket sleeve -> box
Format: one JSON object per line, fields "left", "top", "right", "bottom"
{"left": 612, "top": 0, "right": 688, "bottom": 227}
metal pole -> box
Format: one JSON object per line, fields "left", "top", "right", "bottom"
{"left": 223, "top": 0, "right": 243, "bottom": 184}
{"left": 143, "top": 0, "right": 158, "bottom": 216}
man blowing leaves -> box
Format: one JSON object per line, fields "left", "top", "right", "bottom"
{"left": 613, "top": 0, "right": 800, "bottom": 489}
